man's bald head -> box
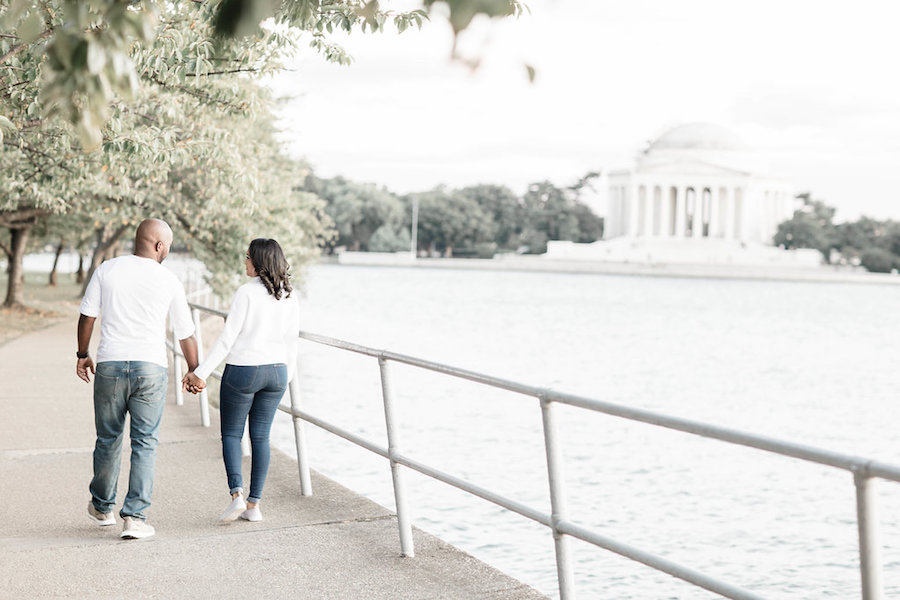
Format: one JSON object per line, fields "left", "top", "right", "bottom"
{"left": 134, "top": 219, "right": 174, "bottom": 263}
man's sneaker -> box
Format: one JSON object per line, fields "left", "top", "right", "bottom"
{"left": 120, "top": 517, "right": 155, "bottom": 539}
{"left": 87, "top": 502, "right": 116, "bottom": 526}
{"left": 220, "top": 493, "right": 247, "bottom": 522}
{"left": 240, "top": 506, "right": 262, "bottom": 522}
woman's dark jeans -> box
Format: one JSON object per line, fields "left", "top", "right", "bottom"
{"left": 219, "top": 364, "right": 287, "bottom": 503}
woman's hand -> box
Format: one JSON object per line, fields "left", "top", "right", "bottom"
{"left": 182, "top": 371, "right": 206, "bottom": 394}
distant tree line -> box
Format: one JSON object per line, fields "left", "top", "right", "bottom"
{"left": 774, "top": 193, "right": 900, "bottom": 273}
{"left": 298, "top": 173, "right": 604, "bottom": 258}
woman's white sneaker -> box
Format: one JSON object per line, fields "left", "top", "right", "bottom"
{"left": 220, "top": 493, "right": 247, "bottom": 522}
{"left": 240, "top": 506, "right": 262, "bottom": 522}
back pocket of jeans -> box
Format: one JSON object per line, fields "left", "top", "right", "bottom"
{"left": 94, "top": 371, "right": 118, "bottom": 399}
{"left": 133, "top": 374, "right": 166, "bottom": 404}
{"left": 223, "top": 366, "right": 259, "bottom": 393}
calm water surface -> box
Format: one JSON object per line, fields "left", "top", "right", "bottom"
{"left": 268, "top": 264, "right": 900, "bottom": 599}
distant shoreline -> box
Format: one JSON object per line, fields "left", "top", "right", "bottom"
{"left": 324, "top": 252, "right": 900, "bottom": 286}
{"left": 13, "top": 250, "right": 900, "bottom": 286}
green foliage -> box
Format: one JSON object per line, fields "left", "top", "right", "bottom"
{"left": 4, "top": 0, "right": 518, "bottom": 148}
{"left": 520, "top": 181, "right": 579, "bottom": 253}
{"left": 773, "top": 194, "right": 900, "bottom": 273}
{"left": 773, "top": 194, "right": 837, "bottom": 262}
{"left": 457, "top": 184, "right": 521, "bottom": 250}
{"left": 409, "top": 187, "right": 493, "bottom": 257}
{"left": 302, "top": 175, "right": 402, "bottom": 252}
{"left": 369, "top": 224, "right": 410, "bottom": 252}
{"left": 1, "top": 1, "right": 334, "bottom": 305}
{"left": 859, "top": 248, "right": 895, "bottom": 274}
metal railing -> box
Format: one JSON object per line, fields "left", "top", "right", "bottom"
{"left": 171, "top": 302, "right": 900, "bottom": 600}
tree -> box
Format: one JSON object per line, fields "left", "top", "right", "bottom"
{"left": 521, "top": 181, "right": 579, "bottom": 254}
{"left": 1, "top": 2, "right": 334, "bottom": 305}
{"left": 457, "top": 184, "right": 522, "bottom": 250}
{"left": 6, "top": 0, "right": 527, "bottom": 151}
{"left": 302, "top": 175, "right": 403, "bottom": 252}
{"left": 411, "top": 187, "right": 493, "bottom": 257}
{"left": 773, "top": 193, "right": 837, "bottom": 263}
{"left": 859, "top": 248, "right": 895, "bottom": 274}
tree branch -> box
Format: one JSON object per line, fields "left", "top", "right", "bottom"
{"left": 0, "top": 207, "right": 50, "bottom": 229}
{"left": 185, "top": 67, "right": 260, "bottom": 77}
{"left": 0, "top": 29, "right": 53, "bottom": 66}
{"left": 2, "top": 139, "right": 75, "bottom": 173}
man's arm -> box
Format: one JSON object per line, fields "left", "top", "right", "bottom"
{"left": 179, "top": 335, "right": 200, "bottom": 372}
{"left": 76, "top": 314, "right": 96, "bottom": 383}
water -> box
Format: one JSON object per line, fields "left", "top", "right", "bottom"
{"left": 262, "top": 264, "right": 900, "bottom": 599}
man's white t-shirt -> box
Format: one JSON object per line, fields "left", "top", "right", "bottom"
{"left": 194, "top": 278, "right": 300, "bottom": 382}
{"left": 79, "top": 254, "right": 195, "bottom": 368}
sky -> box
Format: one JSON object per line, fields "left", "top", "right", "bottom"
{"left": 268, "top": 0, "right": 900, "bottom": 222}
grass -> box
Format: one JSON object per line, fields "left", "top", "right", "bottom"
{"left": 0, "top": 271, "right": 83, "bottom": 347}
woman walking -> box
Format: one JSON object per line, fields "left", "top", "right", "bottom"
{"left": 184, "top": 238, "right": 299, "bottom": 522}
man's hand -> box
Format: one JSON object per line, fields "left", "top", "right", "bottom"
{"left": 182, "top": 371, "right": 206, "bottom": 394}
{"left": 76, "top": 356, "right": 95, "bottom": 383}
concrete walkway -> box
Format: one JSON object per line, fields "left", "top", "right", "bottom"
{"left": 0, "top": 320, "right": 546, "bottom": 599}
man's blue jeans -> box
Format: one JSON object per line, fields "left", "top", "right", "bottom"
{"left": 89, "top": 361, "right": 168, "bottom": 521}
{"left": 220, "top": 364, "right": 287, "bottom": 503}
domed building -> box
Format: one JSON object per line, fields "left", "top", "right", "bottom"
{"left": 546, "top": 123, "right": 822, "bottom": 267}
{"left": 604, "top": 123, "right": 793, "bottom": 243}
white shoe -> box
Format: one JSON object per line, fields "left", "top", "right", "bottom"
{"left": 240, "top": 506, "right": 262, "bottom": 522}
{"left": 120, "top": 516, "right": 155, "bottom": 539}
{"left": 87, "top": 502, "right": 116, "bottom": 526}
{"left": 220, "top": 494, "right": 246, "bottom": 522}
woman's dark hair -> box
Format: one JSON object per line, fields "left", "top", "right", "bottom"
{"left": 248, "top": 238, "right": 292, "bottom": 300}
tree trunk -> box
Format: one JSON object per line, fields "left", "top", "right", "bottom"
{"left": 48, "top": 240, "right": 64, "bottom": 286}
{"left": 3, "top": 227, "right": 30, "bottom": 308}
{"left": 81, "top": 224, "right": 130, "bottom": 296}
{"left": 76, "top": 253, "right": 85, "bottom": 284}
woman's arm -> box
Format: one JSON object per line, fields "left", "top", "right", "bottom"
{"left": 193, "top": 287, "right": 250, "bottom": 381}
{"left": 286, "top": 297, "right": 300, "bottom": 383}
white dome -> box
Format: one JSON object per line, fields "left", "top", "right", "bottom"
{"left": 648, "top": 123, "right": 748, "bottom": 152}
{"left": 636, "top": 122, "right": 763, "bottom": 174}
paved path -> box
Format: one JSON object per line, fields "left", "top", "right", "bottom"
{"left": 0, "top": 319, "right": 546, "bottom": 599}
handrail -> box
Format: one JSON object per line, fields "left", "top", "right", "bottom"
{"left": 174, "top": 301, "right": 897, "bottom": 600}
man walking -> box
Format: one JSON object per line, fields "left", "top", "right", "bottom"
{"left": 76, "top": 219, "right": 202, "bottom": 539}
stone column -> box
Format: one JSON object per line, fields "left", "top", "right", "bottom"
{"left": 674, "top": 186, "right": 686, "bottom": 238}
{"left": 627, "top": 185, "right": 639, "bottom": 237}
{"left": 724, "top": 189, "right": 734, "bottom": 240}
{"left": 708, "top": 186, "right": 719, "bottom": 238}
{"left": 660, "top": 185, "right": 670, "bottom": 238}
{"left": 691, "top": 187, "right": 703, "bottom": 239}
{"left": 644, "top": 185, "right": 655, "bottom": 237}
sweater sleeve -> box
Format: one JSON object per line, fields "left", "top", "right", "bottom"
{"left": 193, "top": 287, "right": 250, "bottom": 381}
{"left": 286, "top": 297, "right": 300, "bottom": 383}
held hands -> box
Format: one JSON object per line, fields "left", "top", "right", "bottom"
{"left": 182, "top": 371, "right": 207, "bottom": 394}
{"left": 76, "top": 357, "right": 95, "bottom": 383}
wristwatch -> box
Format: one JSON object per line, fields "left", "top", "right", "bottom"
{"left": 76, "top": 351, "right": 89, "bottom": 359}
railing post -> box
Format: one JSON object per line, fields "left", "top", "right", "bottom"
{"left": 540, "top": 395, "right": 576, "bottom": 600}
{"left": 378, "top": 357, "right": 414, "bottom": 557}
{"left": 855, "top": 471, "right": 883, "bottom": 600}
{"left": 191, "top": 308, "right": 210, "bottom": 427}
{"left": 172, "top": 323, "right": 184, "bottom": 406}
{"left": 289, "top": 374, "right": 312, "bottom": 496}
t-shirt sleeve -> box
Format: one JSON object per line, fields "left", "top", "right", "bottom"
{"left": 79, "top": 266, "right": 103, "bottom": 317}
{"left": 169, "top": 278, "right": 196, "bottom": 341}
{"left": 194, "top": 287, "right": 250, "bottom": 381}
